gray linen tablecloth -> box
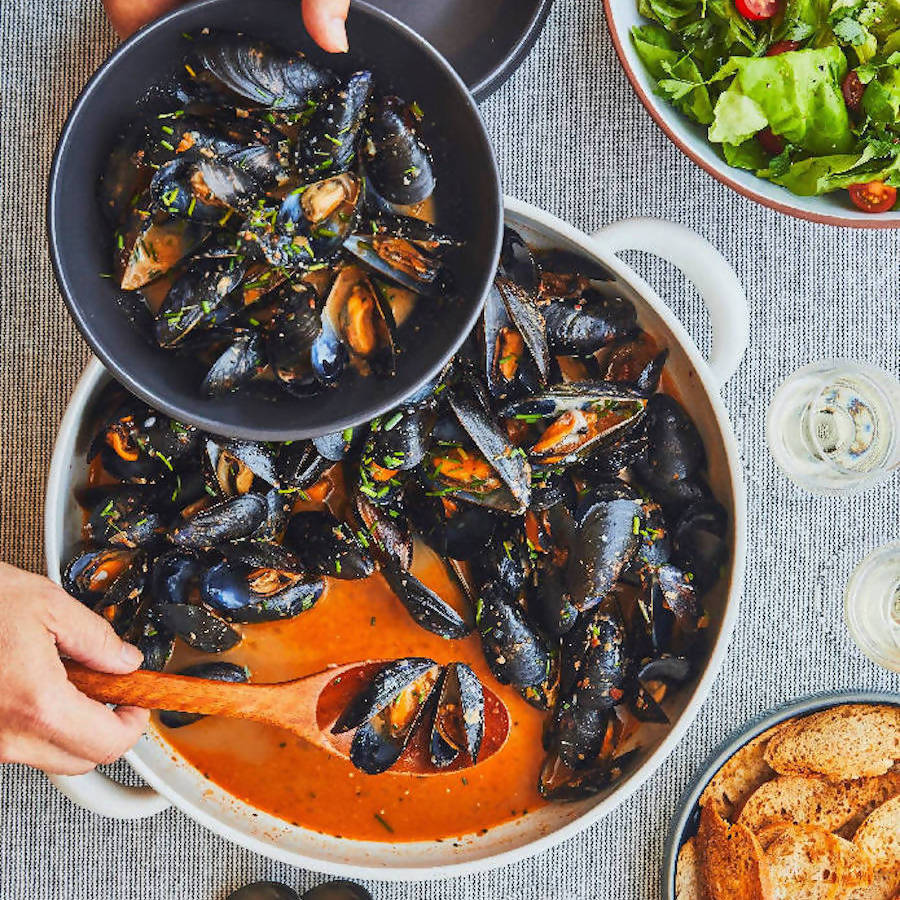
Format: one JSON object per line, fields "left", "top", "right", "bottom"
{"left": 2, "top": 1, "right": 899, "bottom": 898}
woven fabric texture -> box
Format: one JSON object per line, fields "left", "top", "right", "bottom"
{"left": 1, "top": 1, "right": 898, "bottom": 898}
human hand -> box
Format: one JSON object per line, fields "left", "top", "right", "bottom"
{"left": 103, "top": 0, "right": 351, "bottom": 53}
{"left": 0, "top": 563, "right": 149, "bottom": 775}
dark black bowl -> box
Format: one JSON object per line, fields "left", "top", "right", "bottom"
{"left": 48, "top": 0, "right": 502, "bottom": 440}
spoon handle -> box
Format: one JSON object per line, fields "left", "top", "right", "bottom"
{"left": 64, "top": 661, "right": 286, "bottom": 724}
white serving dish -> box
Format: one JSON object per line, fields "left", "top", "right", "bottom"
{"left": 44, "top": 197, "right": 749, "bottom": 880}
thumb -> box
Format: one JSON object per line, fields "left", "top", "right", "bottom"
{"left": 44, "top": 587, "right": 144, "bottom": 673}
{"left": 302, "top": 0, "right": 350, "bottom": 53}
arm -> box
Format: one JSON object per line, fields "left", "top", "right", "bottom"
{"left": 102, "top": 0, "right": 350, "bottom": 52}
{"left": 0, "top": 563, "right": 148, "bottom": 774}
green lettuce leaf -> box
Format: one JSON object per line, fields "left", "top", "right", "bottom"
{"left": 631, "top": 25, "right": 715, "bottom": 123}
{"left": 862, "top": 64, "right": 900, "bottom": 125}
{"left": 761, "top": 141, "right": 900, "bottom": 192}
{"left": 707, "top": 47, "right": 854, "bottom": 154}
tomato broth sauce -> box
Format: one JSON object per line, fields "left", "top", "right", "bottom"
{"left": 156, "top": 549, "right": 547, "bottom": 842}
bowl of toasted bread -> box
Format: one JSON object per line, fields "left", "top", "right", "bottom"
{"left": 665, "top": 693, "right": 900, "bottom": 900}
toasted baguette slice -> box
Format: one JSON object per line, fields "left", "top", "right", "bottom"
{"left": 832, "top": 835, "right": 874, "bottom": 889}
{"left": 701, "top": 723, "right": 789, "bottom": 821}
{"left": 696, "top": 805, "right": 773, "bottom": 900}
{"left": 840, "top": 868, "right": 900, "bottom": 900}
{"left": 676, "top": 838, "right": 707, "bottom": 900}
{"left": 853, "top": 796, "right": 900, "bottom": 872}
{"left": 839, "top": 768, "right": 900, "bottom": 837}
{"left": 764, "top": 706, "right": 900, "bottom": 781}
{"left": 738, "top": 773, "right": 900, "bottom": 835}
{"left": 763, "top": 824, "right": 842, "bottom": 900}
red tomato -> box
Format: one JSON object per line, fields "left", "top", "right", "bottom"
{"left": 735, "top": 0, "right": 780, "bottom": 19}
{"left": 841, "top": 71, "right": 865, "bottom": 111}
{"left": 757, "top": 127, "right": 785, "bottom": 156}
{"left": 766, "top": 40, "right": 800, "bottom": 55}
{"left": 848, "top": 181, "right": 897, "bottom": 213}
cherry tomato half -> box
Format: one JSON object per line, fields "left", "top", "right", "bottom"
{"left": 766, "top": 40, "right": 800, "bottom": 55}
{"left": 841, "top": 71, "right": 865, "bottom": 111}
{"left": 757, "top": 127, "right": 785, "bottom": 156}
{"left": 848, "top": 181, "right": 897, "bottom": 213}
{"left": 736, "top": 0, "right": 780, "bottom": 20}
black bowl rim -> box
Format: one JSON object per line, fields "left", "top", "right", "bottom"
{"left": 661, "top": 689, "right": 900, "bottom": 899}
{"left": 472, "top": 0, "right": 555, "bottom": 100}
{"left": 47, "top": 0, "right": 503, "bottom": 441}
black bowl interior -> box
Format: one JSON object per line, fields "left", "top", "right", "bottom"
{"left": 367, "top": 0, "right": 553, "bottom": 99}
{"left": 49, "top": 0, "right": 502, "bottom": 440}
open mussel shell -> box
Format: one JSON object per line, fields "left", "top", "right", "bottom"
{"left": 317, "top": 264, "right": 396, "bottom": 379}
{"left": 343, "top": 234, "right": 443, "bottom": 298}
{"left": 189, "top": 33, "right": 336, "bottom": 109}
{"left": 159, "top": 661, "right": 249, "bottom": 728}
{"left": 644, "top": 563, "right": 703, "bottom": 655}
{"left": 429, "top": 662, "right": 484, "bottom": 767}
{"left": 333, "top": 657, "right": 441, "bottom": 775}
{"left": 63, "top": 547, "right": 139, "bottom": 602}
{"left": 85, "top": 487, "right": 164, "bottom": 549}
{"left": 206, "top": 438, "right": 279, "bottom": 492}
{"left": 171, "top": 492, "right": 268, "bottom": 547}
{"left": 284, "top": 510, "right": 374, "bottom": 580}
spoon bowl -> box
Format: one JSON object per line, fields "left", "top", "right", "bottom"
{"left": 65, "top": 659, "right": 510, "bottom": 776}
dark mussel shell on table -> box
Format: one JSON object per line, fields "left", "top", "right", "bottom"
{"left": 100, "top": 31, "right": 455, "bottom": 401}
{"left": 65, "top": 229, "right": 728, "bottom": 797}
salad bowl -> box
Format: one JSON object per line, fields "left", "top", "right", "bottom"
{"left": 605, "top": 0, "right": 900, "bottom": 227}
{"left": 44, "top": 199, "right": 748, "bottom": 879}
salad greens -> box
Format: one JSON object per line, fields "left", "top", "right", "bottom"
{"left": 630, "top": 0, "right": 900, "bottom": 203}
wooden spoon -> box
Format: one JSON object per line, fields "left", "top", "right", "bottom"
{"left": 65, "top": 659, "right": 510, "bottom": 775}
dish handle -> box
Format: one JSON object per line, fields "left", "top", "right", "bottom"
{"left": 592, "top": 218, "right": 748, "bottom": 389}
{"left": 47, "top": 770, "right": 171, "bottom": 819}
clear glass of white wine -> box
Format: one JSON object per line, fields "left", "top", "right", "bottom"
{"left": 845, "top": 542, "right": 900, "bottom": 672}
{"left": 766, "top": 359, "right": 900, "bottom": 495}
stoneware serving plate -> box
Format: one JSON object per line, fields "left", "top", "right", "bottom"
{"left": 367, "top": 0, "right": 554, "bottom": 100}
{"left": 45, "top": 197, "right": 749, "bottom": 880}
{"left": 662, "top": 690, "right": 900, "bottom": 899}
{"left": 48, "top": 0, "right": 502, "bottom": 441}
{"left": 604, "top": 0, "right": 900, "bottom": 228}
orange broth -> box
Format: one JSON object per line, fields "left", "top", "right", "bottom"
{"left": 156, "top": 550, "right": 548, "bottom": 842}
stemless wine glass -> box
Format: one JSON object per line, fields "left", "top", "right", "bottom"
{"left": 766, "top": 359, "right": 900, "bottom": 495}
{"left": 845, "top": 541, "right": 900, "bottom": 672}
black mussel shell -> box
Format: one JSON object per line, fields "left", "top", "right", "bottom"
{"left": 636, "top": 394, "right": 706, "bottom": 488}
{"left": 672, "top": 501, "right": 729, "bottom": 591}
{"left": 190, "top": 34, "right": 336, "bottom": 108}
{"left": 159, "top": 661, "right": 250, "bottom": 728}
{"left": 209, "top": 439, "right": 279, "bottom": 490}
{"left": 119, "top": 214, "right": 209, "bottom": 291}
{"left": 226, "top": 882, "right": 301, "bottom": 900}
{"left": 546, "top": 702, "right": 611, "bottom": 770}
{"left": 539, "top": 748, "right": 640, "bottom": 802}
{"left": 284, "top": 510, "right": 374, "bottom": 580}
{"left": 203, "top": 331, "right": 266, "bottom": 397}
{"left": 87, "top": 487, "right": 164, "bottom": 549}
{"left": 294, "top": 71, "right": 372, "bottom": 180}
{"left": 171, "top": 493, "right": 268, "bottom": 548}
{"left": 476, "top": 580, "right": 550, "bottom": 690}
{"left": 530, "top": 563, "right": 579, "bottom": 637}
{"left": 543, "top": 292, "right": 637, "bottom": 357}
{"left": 275, "top": 441, "right": 330, "bottom": 490}
{"left": 571, "top": 606, "right": 627, "bottom": 711}
{"left": 429, "top": 662, "right": 484, "bottom": 767}
{"left": 313, "top": 424, "right": 368, "bottom": 461}
{"left": 153, "top": 602, "right": 242, "bottom": 652}
{"left": 355, "top": 491, "right": 413, "bottom": 570}
{"left": 567, "top": 495, "right": 642, "bottom": 611}
{"left": 499, "top": 226, "right": 540, "bottom": 293}
{"left": 302, "top": 883, "right": 372, "bottom": 900}
{"left": 381, "top": 564, "right": 470, "bottom": 639}
{"left": 150, "top": 548, "right": 205, "bottom": 606}
{"left": 367, "top": 402, "right": 436, "bottom": 472}
{"left": 536, "top": 248, "right": 614, "bottom": 282}
{"left": 63, "top": 547, "right": 139, "bottom": 602}
{"left": 363, "top": 97, "right": 434, "bottom": 206}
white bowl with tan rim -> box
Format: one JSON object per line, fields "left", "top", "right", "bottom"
{"left": 44, "top": 196, "right": 749, "bottom": 879}
{"left": 604, "top": 0, "right": 900, "bottom": 228}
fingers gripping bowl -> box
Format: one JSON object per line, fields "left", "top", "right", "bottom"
{"left": 48, "top": 0, "right": 502, "bottom": 439}
{"left": 45, "top": 201, "right": 748, "bottom": 879}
